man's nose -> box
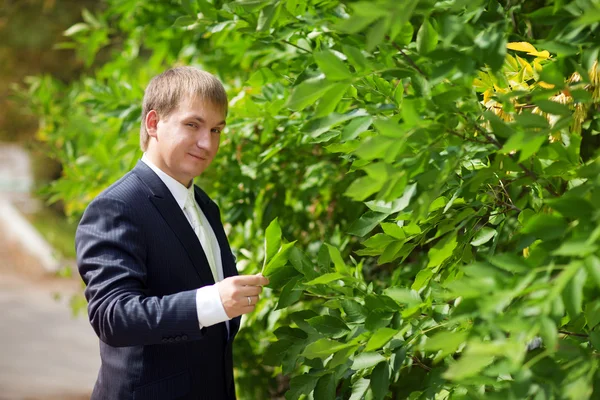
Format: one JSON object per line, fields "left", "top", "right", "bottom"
{"left": 195, "top": 129, "right": 214, "bottom": 149}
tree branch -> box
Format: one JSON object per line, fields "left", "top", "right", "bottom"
{"left": 387, "top": 36, "right": 427, "bottom": 78}
{"left": 461, "top": 114, "right": 560, "bottom": 198}
{"left": 559, "top": 330, "right": 589, "bottom": 338}
{"left": 411, "top": 356, "right": 432, "bottom": 371}
{"left": 281, "top": 39, "right": 311, "bottom": 53}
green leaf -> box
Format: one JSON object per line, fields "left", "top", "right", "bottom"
{"left": 305, "top": 272, "right": 345, "bottom": 285}
{"left": 329, "top": 344, "right": 360, "bottom": 369}
{"left": 347, "top": 211, "right": 389, "bottom": 237}
{"left": 314, "top": 50, "right": 353, "bottom": 81}
{"left": 285, "top": 374, "right": 319, "bottom": 400}
{"left": 427, "top": 234, "right": 458, "bottom": 268}
{"left": 545, "top": 197, "right": 595, "bottom": 219}
{"left": 289, "top": 247, "right": 318, "bottom": 279}
{"left": 173, "top": 16, "right": 197, "bottom": 27}
{"left": 314, "top": 83, "right": 350, "bottom": 118}
{"left": 539, "top": 316, "right": 558, "bottom": 352}
{"left": 585, "top": 256, "right": 600, "bottom": 289}
{"left": 392, "top": 22, "right": 414, "bottom": 46}
{"left": 349, "top": 378, "right": 370, "bottom": 400}
{"left": 352, "top": 352, "right": 386, "bottom": 370}
{"left": 487, "top": 253, "right": 529, "bottom": 274}
{"left": 381, "top": 223, "right": 406, "bottom": 240}
{"left": 416, "top": 19, "right": 438, "bottom": 54}
{"left": 425, "top": 331, "right": 468, "bottom": 354}
{"left": 553, "top": 240, "right": 598, "bottom": 257}
{"left": 341, "top": 116, "right": 372, "bottom": 141}
{"left": 371, "top": 361, "right": 390, "bottom": 400}
{"left": 325, "top": 243, "right": 350, "bottom": 275}
{"left": 367, "top": 18, "right": 387, "bottom": 51}
{"left": 365, "top": 327, "right": 399, "bottom": 351}
{"left": 443, "top": 354, "right": 494, "bottom": 380}
{"left": 307, "top": 315, "right": 350, "bottom": 337}
{"left": 276, "top": 277, "right": 303, "bottom": 310}
{"left": 534, "top": 99, "right": 571, "bottom": 116}
{"left": 263, "top": 241, "right": 297, "bottom": 276}
{"left": 521, "top": 214, "right": 567, "bottom": 241}
{"left": 314, "top": 373, "right": 336, "bottom": 400}
{"left": 412, "top": 269, "right": 433, "bottom": 291}
{"left": 230, "top": 0, "right": 271, "bottom": 12}
{"left": 514, "top": 112, "right": 550, "bottom": 129}
{"left": 287, "top": 76, "right": 334, "bottom": 111}
{"left": 257, "top": 3, "right": 279, "bottom": 31}
{"left": 590, "top": 331, "right": 600, "bottom": 351}
{"left": 484, "top": 110, "right": 514, "bottom": 138}
{"left": 342, "top": 300, "right": 368, "bottom": 323}
{"left": 585, "top": 301, "right": 600, "bottom": 330}
{"left": 518, "top": 134, "right": 547, "bottom": 162}
{"left": 563, "top": 266, "right": 587, "bottom": 319}
{"left": 470, "top": 227, "right": 497, "bottom": 246}
{"left": 343, "top": 45, "right": 369, "bottom": 72}
{"left": 303, "top": 339, "right": 355, "bottom": 359}
{"left": 264, "top": 217, "right": 282, "bottom": 266}
{"left": 345, "top": 176, "right": 384, "bottom": 201}
{"left": 384, "top": 287, "right": 421, "bottom": 306}
{"left": 307, "top": 109, "right": 369, "bottom": 138}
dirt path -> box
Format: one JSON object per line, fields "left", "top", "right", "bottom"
{"left": 0, "top": 144, "right": 99, "bottom": 400}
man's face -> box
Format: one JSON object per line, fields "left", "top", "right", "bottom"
{"left": 146, "top": 96, "right": 226, "bottom": 187}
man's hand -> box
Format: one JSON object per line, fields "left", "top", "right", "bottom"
{"left": 216, "top": 274, "right": 269, "bottom": 319}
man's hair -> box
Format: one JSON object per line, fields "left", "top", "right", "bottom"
{"left": 140, "top": 66, "right": 228, "bottom": 151}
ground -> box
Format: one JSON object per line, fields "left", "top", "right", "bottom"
{"left": 0, "top": 144, "right": 98, "bottom": 400}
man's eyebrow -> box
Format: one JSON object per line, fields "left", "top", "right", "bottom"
{"left": 190, "top": 115, "right": 226, "bottom": 126}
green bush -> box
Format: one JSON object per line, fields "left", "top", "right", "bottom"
{"left": 27, "top": 0, "right": 600, "bottom": 398}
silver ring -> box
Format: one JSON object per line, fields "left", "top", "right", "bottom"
{"left": 247, "top": 296, "right": 251, "bottom": 306}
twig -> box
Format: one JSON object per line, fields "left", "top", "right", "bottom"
{"left": 448, "top": 130, "right": 488, "bottom": 145}
{"left": 496, "top": 176, "right": 522, "bottom": 212}
{"left": 460, "top": 113, "right": 560, "bottom": 198}
{"left": 387, "top": 37, "right": 427, "bottom": 78}
{"left": 411, "top": 356, "right": 432, "bottom": 371}
{"left": 559, "top": 330, "right": 589, "bottom": 338}
{"left": 281, "top": 39, "right": 311, "bottom": 53}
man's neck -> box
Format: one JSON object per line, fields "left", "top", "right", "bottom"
{"left": 143, "top": 151, "right": 193, "bottom": 188}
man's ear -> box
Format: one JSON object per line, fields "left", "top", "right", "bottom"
{"left": 145, "top": 110, "right": 159, "bottom": 138}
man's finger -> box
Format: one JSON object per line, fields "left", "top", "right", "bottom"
{"left": 238, "top": 286, "right": 262, "bottom": 297}
{"left": 234, "top": 274, "right": 269, "bottom": 286}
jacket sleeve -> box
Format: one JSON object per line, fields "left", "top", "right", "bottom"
{"left": 75, "top": 196, "right": 204, "bottom": 347}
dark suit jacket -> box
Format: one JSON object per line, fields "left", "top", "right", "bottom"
{"left": 76, "top": 161, "right": 240, "bottom": 400}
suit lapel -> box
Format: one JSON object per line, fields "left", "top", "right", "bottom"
{"left": 133, "top": 161, "right": 215, "bottom": 285}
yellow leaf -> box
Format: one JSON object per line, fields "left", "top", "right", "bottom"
{"left": 537, "top": 81, "right": 555, "bottom": 89}
{"left": 507, "top": 42, "right": 537, "bottom": 53}
{"left": 505, "top": 54, "right": 519, "bottom": 72}
{"left": 483, "top": 89, "right": 493, "bottom": 103}
{"left": 507, "top": 42, "right": 551, "bottom": 59}
{"left": 516, "top": 55, "right": 533, "bottom": 74}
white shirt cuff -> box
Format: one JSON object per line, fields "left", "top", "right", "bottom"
{"left": 195, "top": 284, "right": 230, "bottom": 329}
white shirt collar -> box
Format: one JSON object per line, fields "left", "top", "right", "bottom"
{"left": 141, "top": 153, "right": 194, "bottom": 210}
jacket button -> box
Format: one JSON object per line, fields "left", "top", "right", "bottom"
{"left": 162, "top": 338, "right": 168, "bottom": 343}
{"left": 182, "top": 335, "right": 188, "bottom": 340}
{"left": 175, "top": 336, "right": 181, "bottom": 342}
{"left": 168, "top": 337, "right": 175, "bottom": 343}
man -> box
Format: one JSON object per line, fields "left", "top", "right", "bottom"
{"left": 76, "top": 66, "right": 268, "bottom": 400}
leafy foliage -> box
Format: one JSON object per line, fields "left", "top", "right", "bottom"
{"left": 26, "top": 0, "right": 600, "bottom": 398}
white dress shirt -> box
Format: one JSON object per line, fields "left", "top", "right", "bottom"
{"left": 141, "top": 154, "right": 230, "bottom": 329}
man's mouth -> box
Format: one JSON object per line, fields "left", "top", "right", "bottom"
{"left": 188, "top": 153, "right": 206, "bottom": 161}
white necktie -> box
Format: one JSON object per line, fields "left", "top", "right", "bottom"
{"left": 184, "top": 190, "right": 218, "bottom": 282}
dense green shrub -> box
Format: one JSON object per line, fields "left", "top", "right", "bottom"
{"left": 27, "top": 0, "right": 600, "bottom": 398}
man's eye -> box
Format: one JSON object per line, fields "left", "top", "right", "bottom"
{"left": 187, "top": 123, "right": 197, "bottom": 128}
{"left": 211, "top": 128, "right": 222, "bottom": 134}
